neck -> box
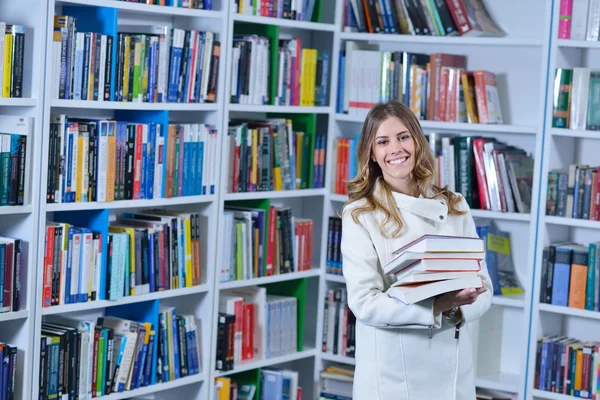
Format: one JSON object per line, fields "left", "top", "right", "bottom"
{"left": 384, "top": 176, "right": 414, "bottom": 197}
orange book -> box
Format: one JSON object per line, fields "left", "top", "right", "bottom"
{"left": 105, "top": 121, "right": 117, "bottom": 202}
{"left": 568, "top": 248, "right": 588, "bottom": 309}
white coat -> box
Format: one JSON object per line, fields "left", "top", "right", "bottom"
{"left": 341, "top": 180, "right": 493, "bottom": 400}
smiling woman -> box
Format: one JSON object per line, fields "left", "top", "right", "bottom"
{"left": 340, "top": 100, "right": 493, "bottom": 400}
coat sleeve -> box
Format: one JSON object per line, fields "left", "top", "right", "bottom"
{"left": 341, "top": 207, "right": 443, "bottom": 329}
{"left": 457, "top": 197, "right": 493, "bottom": 325}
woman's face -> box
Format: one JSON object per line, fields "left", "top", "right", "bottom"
{"left": 371, "top": 116, "right": 416, "bottom": 194}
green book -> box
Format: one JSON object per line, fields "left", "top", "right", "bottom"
{"left": 552, "top": 68, "right": 572, "bottom": 128}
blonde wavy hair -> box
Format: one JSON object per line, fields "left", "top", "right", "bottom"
{"left": 346, "top": 100, "right": 466, "bottom": 238}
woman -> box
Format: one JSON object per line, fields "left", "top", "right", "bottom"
{"left": 341, "top": 100, "right": 493, "bottom": 400}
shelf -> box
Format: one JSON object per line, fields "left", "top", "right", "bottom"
{"left": 219, "top": 269, "right": 320, "bottom": 290}
{"left": 96, "top": 374, "right": 205, "bottom": 400}
{"left": 491, "top": 295, "right": 526, "bottom": 308}
{"left": 329, "top": 194, "right": 348, "bottom": 203}
{"left": 339, "top": 32, "right": 542, "bottom": 47}
{"left": 228, "top": 104, "right": 331, "bottom": 114}
{"left": 531, "top": 389, "right": 575, "bottom": 399}
{"left": 0, "top": 98, "right": 37, "bottom": 107}
{"left": 551, "top": 128, "right": 600, "bottom": 140}
{"left": 320, "top": 352, "right": 356, "bottom": 366}
{"left": 470, "top": 209, "right": 531, "bottom": 221}
{"left": 214, "top": 349, "right": 317, "bottom": 377}
{"left": 224, "top": 189, "right": 326, "bottom": 201}
{"left": 325, "top": 274, "right": 345, "bottom": 284}
{"left": 538, "top": 303, "right": 600, "bottom": 320}
{"left": 476, "top": 371, "right": 520, "bottom": 393}
{"left": 56, "top": 0, "right": 224, "bottom": 18}
{"left": 42, "top": 284, "right": 210, "bottom": 315}
{"left": 544, "top": 215, "right": 600, "bottom": 229}
{"left": 52, "top": 99, "right": 219, "bottom": 111}
{"left": 45, "top": 195, "right": 216, "bottom": 212}
{"left": 0, "top": 310, "right": 28, "bottom": 323}
{"left": 335, "top": 113, "right": 537, "bottom": 134}
{"left": 0, "top": 205, "right": 33, "bottom": 215}
{"left": 556, "top": 39, "right": 600, "bottom": 49}
{"left": 232, "top": 13, "right": 336, "bottom": 31}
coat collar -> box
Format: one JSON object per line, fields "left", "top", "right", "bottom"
{"left": 375, "top": 178, "right": 449, "bottom": 223}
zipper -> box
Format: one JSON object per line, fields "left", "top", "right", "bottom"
{"left": 428, "top": 324, "right": 433, "bottom": 339}
{"left": 455, "top": 325, "right": 460, "bottom": 339}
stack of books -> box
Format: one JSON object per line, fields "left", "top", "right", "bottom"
{"left": 384, "top": 234, "right": 486, "bottom": 304}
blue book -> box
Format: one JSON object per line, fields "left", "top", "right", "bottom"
{"left": 551, "top": 246, "right": 575, "bottom": 306}
{"left": 261, "top": 369, "right": 283, "bottom": 400}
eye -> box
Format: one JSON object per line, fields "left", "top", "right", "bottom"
{"left": 398, "top": 134, "right": 411, "bottom": 141}
{"left": 376, "top": 140, "right": 388, "bottom": 146}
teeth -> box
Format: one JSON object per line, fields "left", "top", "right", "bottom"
{"left": 388, "top": 157, "right": 408, "bottom": 165}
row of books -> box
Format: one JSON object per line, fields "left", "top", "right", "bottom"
{"left": 52, "top": 16, "right": 220, "bottom": 104}
{"left": 216, "top": 287, "right": 298, "bottom": 371}
{"left": 115, "top": 0, "right": 213, "bottom": 8}
{"left": 0, "top": 133, "right": 27, "bottom": 207}
{"left": 214, "top": 377, "right": 258, "bottom": 400}
{"left": 343, "top": 0, "right": 505, "bottom": 37}
{"left": 42, "top": 210, "right": 204, "bottom": 308}
{"left": 552, "top": 68, "right": 600, "bottom": 131}
{"left": 539, "top": 242, "right": 600, "bottom": 312}
{"left": 235, "top": 0, "right": 318, "bottom": 22}
{"left": 0, "top": 23, "right": 25, "bottom": 98}
{"left": 558, "top": 0, "right": 600, "bottom": 42}
{"left": 322, "top": 287, "right": 356, "bottom": 359}
{"left": 227, "top": 119, "right": 326, "bottom": 193}
{"left": 546, "top": 165, "right": 600, "bottom": 221}
{"left": 0, "top": 237, "right": 22, "bottom": 314}
{"left": 230, "top": 35, "right": 328, "bottom": 107}
{"left": 534, "top": 335, "right": 599, "bottom": 398}
{"left": 47, "top": 116, "right": 218, "bottom": 204}
{"left": 0, "top": 342, "right": 17, "bottom": 399}
{"left": 331, "top": 133, "right": 534, "bottom": 213}
{"left": 326, "top": 217, "right": 342, "bottom": 276}
{"left": 338, "top": 44, "right": 503, "bottom": 124}
{"left": 319, "top": 364, "right": 353, "bottom": 400}
{"left": 221, "top": 206, "right": 314, "bottom": 282}
{"left": 39, "top": 311, "right": 201, "bottom": 399}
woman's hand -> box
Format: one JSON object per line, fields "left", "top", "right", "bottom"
{"left": 433, "top": 287, "right": 488, "bottom": 315}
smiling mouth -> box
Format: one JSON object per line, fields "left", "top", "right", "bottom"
{"left": 387, "top": 156, "right": 409, "bottom": 165}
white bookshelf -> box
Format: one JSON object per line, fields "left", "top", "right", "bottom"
{"left": 30, "top": 1, "right": 229, "bottom": 399}
{"left": 526, "top": 1, "right": 600, "bottom": 399}
{"left": 0, "top": 1, "right": 47, "bottom": 400}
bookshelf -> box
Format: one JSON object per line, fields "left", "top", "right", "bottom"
{"left": 31, "top": 1, "right": 228, "bottom": 399}
{"left": 0, "top": 1, "right": 48, "bottom": 399}
{"left": 526, "top": 0, "right": 600, "bottom": 399}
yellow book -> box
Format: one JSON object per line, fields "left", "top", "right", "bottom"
{"left": 296, "top": 131, "right": 304, "bottom": 190}
{"left": 185, "top": 215, "right": 193, "bottom": 288}
{"left": 88, "top": 32, "right": 96, "bottom": 101}
{"left": 106, "top": 121, "right": 117, "bottom": 202}
{"left": 300, "top": 48, "right": 311, "bottom": 106}
{"left": 3, "top": 33, "right": 12, "bottom": 97}
{"left": 309, "top": 49, "right": 317, "bottom": 106}
{"left": 273, "top": 132, "right": 282, "bottom": 191}
{"left": 215, "top": 377, "right": 231, "bottom": 400}
{"left": 123, "top": 35, "right": 131, "bottom": 102}
{"left": 109, "top": 226, "right": 136, "bottom": 296}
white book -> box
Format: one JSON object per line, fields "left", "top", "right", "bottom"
{"left": 392, "top": 234, "right": 486, "bottom": 255}
{"left": 570, "top": 67, "right": 591, "bottom": 130}
{"left": 0, "top": 22, "right": 5, "bottom": 93}
{"left": 98, "top": 34, "right": 107, "bottom": 102}
{"left": 70, "top": 231, "right": 82, "bottom": 302}
{"left": 78, "top": 231, "right": 93, "bottom": 302}
{"left": 389, "top": 275, "right": 483, "bottom": 305}
{"left": 385, "top": 251, "right": 484, "bottom": 276}
{"left": 97, "top": 121, "right": 108, "bottom": 202}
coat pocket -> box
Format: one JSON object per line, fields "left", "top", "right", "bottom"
{"left": 373, "top": 327, "right": 408, "bottom": 399}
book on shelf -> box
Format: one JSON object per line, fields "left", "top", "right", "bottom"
{"left": 234, "top": 0, "right": 319, "bottom": 22}
{"left": 326, "top": 216, "right": 343, "bottom": 276}
{"left": 0, "top": 23, "right": 25, "bottom": 98}
{"left": 557, "top": 0, "right": 600, "bottom": 41}
{"left": 0, "top": 120, "right": 28, "bottom": 207}
{"left": 552, "top": 68, "right": 600, "bottom": 131}
{"left": 546, "top": 165, "right": 600, "bottom": 220}
{"left": 0, "top": 342, "right": 18, "bottom": 399}
{"left": 0, "top": 236, "right": 23, "bottom": 313}
{"left": 47, "top": 116, "right": 219, "bottom": 204}
{"left": 534, "top": 335, "right": 599, "bottom": 397}
{"left": 216, "top": 287, "right": 299, "bottom": 371}
{"left": 539, "top": 241, "right": 600, "bottom": 311}
{"left": 319, "top": 364, "right": 353, "bottom": 400}
{"left": 261, "top": 368, "right": 301, "bottom": 400}
{"left": 39, "top": 311, "right": 201, "bottom": 399}
{"left": 42, "top": 210, "right": 204, "bottom": 308}
{"left": 51, "top": 16, "right": 221, "bottom": 103}
{"left": 227, "top": 119, "right": 326, "bottom": 193}
{"left": 221, "top": 204, "right": 314, "bottom": 282}
{"left": 337, "top": 43, "right": 503, "bottom": 125}
{"left": 343, "top": 0, "right": 505, "bottom": 37}
{"left": 214, "top": 376, "right": 259, "bottom": 400}
{"left": 322, "top": 287, "right": 356, "bottom": 358}
{"left": 116, "top": 0, "right": 213, "bottom": 9}
{"left": 332, "top": 133, "right": 534, "bottom": 213}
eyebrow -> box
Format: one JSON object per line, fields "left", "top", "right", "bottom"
{"left": 375, "top": 130, "right": 410, "bottom": 139}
